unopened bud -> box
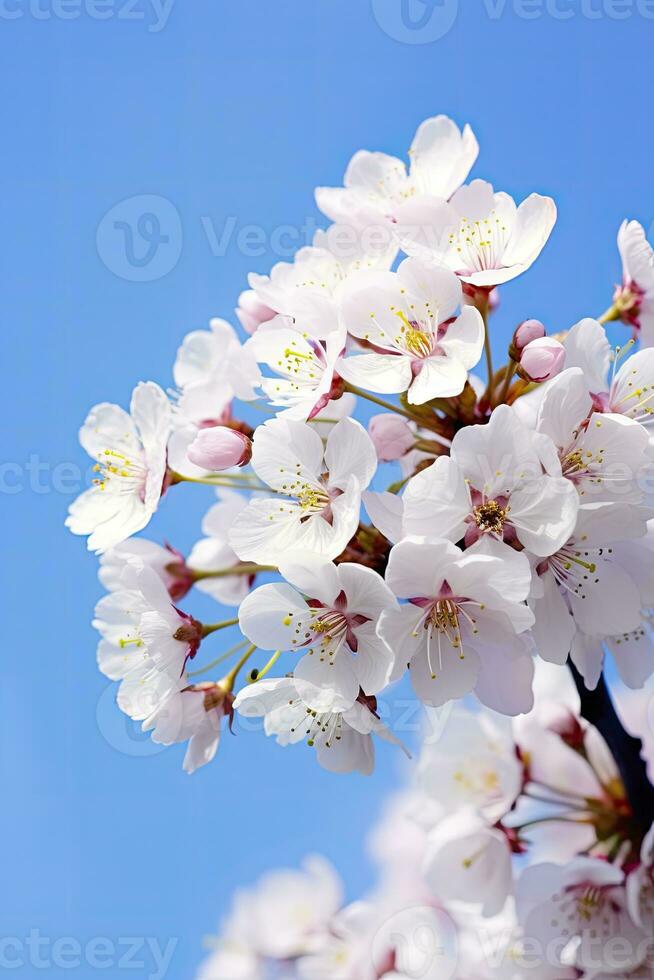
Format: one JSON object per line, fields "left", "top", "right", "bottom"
{"left": 368, "top": 414, "right": 414, "bottom": 461}
{"left": 187, "top": 426, "right": 252, "bottom": 471}
{"left": 512, "top": 319, "right": 546, "bottom": 355}
{"left": 517, "top": 337, "right": 565, "bottom": 383}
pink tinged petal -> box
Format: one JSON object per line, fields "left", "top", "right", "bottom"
{"left": 410, "top": 637, "right": 480, "bottom": 707}
{"left": 368, "top": 413, "right": 414, "bottom": 461}
{"left": 532, "top": 569, "right": 576, "bottom": 665}
{"left": 569, "top": 561, "right": 643, "bottom": 637}
{"left": 514, "top": 319, "right": 546, "bottom": 351}
{"left": 377, "top": 605, "right": 424, "bottom": 684}
{"left": 607, "top": 630, "right": 654, "bottom": 690}
{"left": 569, "top": 632, "right": 605, "bottom": 690}
{"left": 187, "top": 426, "right": 251, "bottom": 471}
{"left": 473, "top": 639, "right": 535, "bottom": 716}
{"left": 315, "top": 725, "right": 375, "bottom": 776}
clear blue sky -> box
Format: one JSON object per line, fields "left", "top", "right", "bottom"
{"left": 2, "top": 1, "right": 652, "bottom": 976}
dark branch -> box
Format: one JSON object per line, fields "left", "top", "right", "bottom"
{"left": 568, "top": 660, "right": 654, "bottom": 837}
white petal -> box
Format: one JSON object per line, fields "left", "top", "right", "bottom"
{"left": 510, "top": 476, "right": 579, "bottom": 557}
{"left": 563, "top": 318, "right": 611, "bottom": 394}
{"left": 324, "top": 418, "right": 377, "bottom": 492}
{"left": 403, "top": 455, "right": 470, "bottom": 542}
{"left": 531, "top": 570, "right": 576, "bottom": 665}
{"left": 238, "top": 582, "right": 310, "bottom": 652}
{"left": 407, "top": 355, "right": 468, "bottom": 404}
{"left": 385, "top": 537, "right": 460, "bottom": 599}
{"left": 362, "top": 490, "right": 404, "bottom": 544}
{"left": 250, "top": 417, "right": 324, "bottom": 491}
{"left": 294, "top": 650, "right": 359, "bottom": 712}
{"left": 337, "top": 351, "right": 413, "bottom": 395}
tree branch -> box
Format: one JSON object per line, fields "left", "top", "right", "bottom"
{"left": 568, "top": 660, "right": 654, "bottom": 837}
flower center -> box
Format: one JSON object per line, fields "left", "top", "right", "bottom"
{"left": 474, "top": 499, "right": 507, "bottom": 534}
{"left": 394, "top": 309, "right": 434, "bottom": 359}
{"left": 449, "top": 210, "right": 510, "bottom": 273}
{"left": 93, "top": 448, "right": 147, "bottom": 497}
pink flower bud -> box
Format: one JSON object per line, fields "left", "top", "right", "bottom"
{"left": 513, "top": 319, "right": 546, "bottom": 352}
{"left": 518, "top": 337, "right": 566, "bottom": 383}
{"left": 235, "top": 290, "right": 276, "bottom": 335}
{"left": 187, "top": 426, "right": 252, "bottom": 471}
{"left": 368, "top": 414, "right": 414, "bottom": 461}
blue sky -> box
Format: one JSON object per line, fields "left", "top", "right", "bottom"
{"left": 2, "top": 1, "right": 653, "bottom": 976}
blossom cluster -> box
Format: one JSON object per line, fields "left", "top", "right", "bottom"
{"left": 195, "top": 666, "right": 654, "bottom": 980}
{"left": 67, "top": 113, "right": 654, "bottom": 783}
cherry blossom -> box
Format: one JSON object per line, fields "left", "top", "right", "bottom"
{"left": 617, "top": 220, "right": 654, "bottom": 347}
{"left": 337, "top": 257, "right": 484, "bottom": 404}
{"left": 378, "top": 538, "right": 535, "bottom": 714}
{"left": 246, "top": 317, "right": 345, "bottom": 420}
{"left": 233, "top": 676, "right": 407, "bottom": 775}
{"left": 99, "top": 537, "right": 194, "bottom": 602}
{"left": 403, "top": 404, "right": 579, "bottom": 559}
{"left": 66, "top": 381, "right": 172, "bottom": 554}
{"left": 173, "top": 317, "right": 260, "bottom": 426}
{"left": 395, "top": 178, "right": 556, "bottom": 287}
{"left": 248, "top": 224, "right": 397, "bottom": 341}
{"left": 229, "top": 416, "right": 377, "bottom": 564}
{"left": 315, "top": 114, "right": 478, "bottom": 225}
{"left": 238, "top": 554, "right": 396, "bottom": 711}
{"left": 516, "top": 859, "right": 647, "bottom": 976}
{"left": 536, "top": 366, "right": 651, "bottom": 503}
